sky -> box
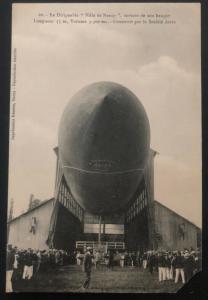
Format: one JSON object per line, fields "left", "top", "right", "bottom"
{"left": 8, "top": 3, "right": 201, "bottom": 227}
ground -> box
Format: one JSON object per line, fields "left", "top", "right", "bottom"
{"left": 16, "top": 264, "right": 184, "bottom": 293}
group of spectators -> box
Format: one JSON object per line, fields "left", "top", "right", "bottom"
{"left": 6, "top": 244, "right": 201, "bottom": 292}
{"left": 6, "top": 245, "right": 72, "bottom": 292}
{"left": 141, "top": 249, "right": 201, "bottom": 284}
{"left": 76, "top": 249, "right": 138, "bottom": 268}
{"left": 76, "top": 247, "right": 201, "bottom": 284}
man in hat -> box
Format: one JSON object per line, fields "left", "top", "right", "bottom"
{"left": 22, "top": 248, "right": 33, "bottom": 280}
{"left": 173, "top": 251, "right": 185, "bottom": 284}
{"left": 82, "top": 247, "right": 93, "bottom": 289}
{"left": 184, "top": 250, "right": 194, "bottom": 282}
{"left": 6, "top": 245, "right": 15, "bottom": 292}
{"left": 157, "top": 251, "right": 166, "bottom": 281}
{"left": 148, "top": 251, "right": 156, "bottom": 275}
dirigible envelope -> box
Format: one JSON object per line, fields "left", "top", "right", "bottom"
{"left": 58, "top": 82, "right": 150, "bottom": 214}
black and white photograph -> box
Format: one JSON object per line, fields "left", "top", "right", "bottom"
{"left": 6, "top": 3, "right": 202, "bottom": 293}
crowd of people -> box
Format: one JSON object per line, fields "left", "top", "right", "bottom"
{"left": 6, "top": 245, "right": 74, "bottom": 292}
{"left": 76, "top": 248, "right": 201, "bottom": 285}
{"left": 6, "top": 244, "right": 201, "bottom": 292}
{"left": 138, "top": 249, "right": 201, "bottom": 284}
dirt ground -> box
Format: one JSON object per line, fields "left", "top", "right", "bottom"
{"left": 12, "top": 264, "right": 184, "bottom": 293}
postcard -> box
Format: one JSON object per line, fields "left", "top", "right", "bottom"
{"left": 6, "top": 3, "right": 201, "bottom": 293}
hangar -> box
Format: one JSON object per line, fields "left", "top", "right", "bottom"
{"left": 7, "top": 148, "right": 201, "bottom": 253}
{"left": 7, "top": 83, "right": 201, "bottom": 253}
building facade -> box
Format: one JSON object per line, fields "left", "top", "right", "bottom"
{"left": 8, "top": 199, "right": 55, "bottom": 250}
{"left": 153, "top": 201, "right": 200, "bottom": 251}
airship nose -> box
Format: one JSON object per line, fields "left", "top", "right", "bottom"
{"left": 58, "top": 81, "right": 150, "bottom": 213}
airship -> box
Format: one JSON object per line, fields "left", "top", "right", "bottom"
{"left": 58, "top": 82, "right": 150, "bottom": 215}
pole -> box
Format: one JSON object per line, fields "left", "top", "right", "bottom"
{"left": 98, "top": 215, "right": 102, "bottom": 247}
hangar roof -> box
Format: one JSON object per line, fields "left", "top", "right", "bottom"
{"left": 8, "top": 198, "right": 54, "bottom": 224}
{"left": 154, "top": 200, "right": 201, "bottom": 230}
{"left": 8, "top": 197, "right": 200, "bottom": 231}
